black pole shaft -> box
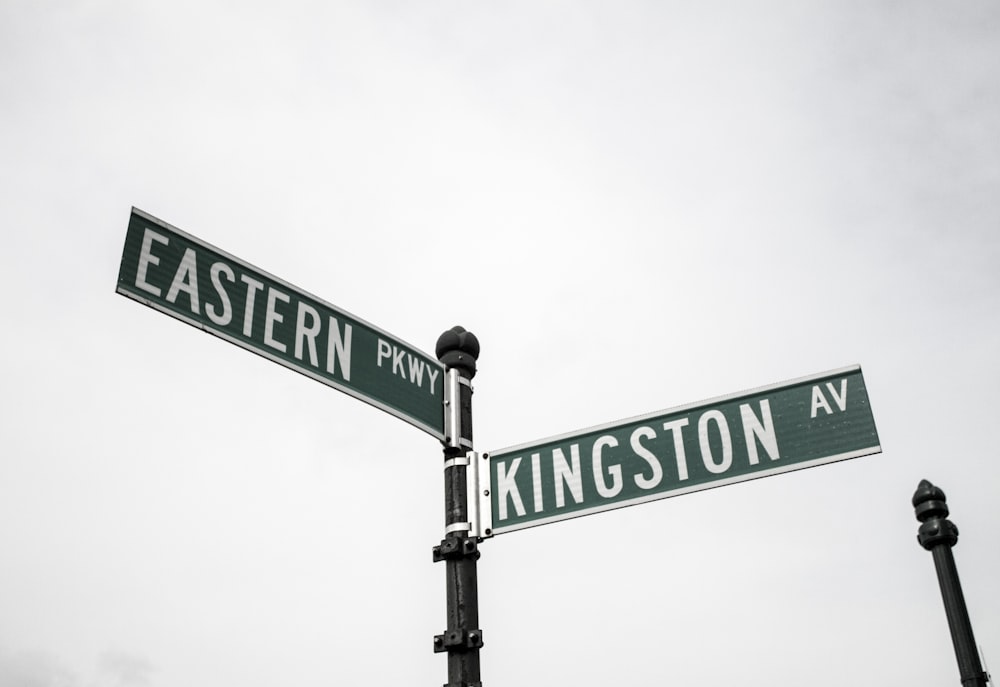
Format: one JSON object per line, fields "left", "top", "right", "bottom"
{"left": 930, "top": 545, "right": 986, "bottom": 686}
{"left": 445, "top": 377, "right": 479, "bottom": 686}
{"left": 913, "top": 480, "right": 988, "bottom": 687}
{"left": 435, "top": 327, "right": 482, "bottom": 687}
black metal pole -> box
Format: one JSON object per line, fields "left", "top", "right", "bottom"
{"left": 433, "top": 326, "right": 482, "bottom": 687}
{"left": 913, "top": 479, "right": 989, "bottom": 687}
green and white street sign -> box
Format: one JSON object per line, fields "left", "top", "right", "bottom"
{"left": 486, "top": 366, "right": 880, "bottom": 535}
{"left": 117, "top": 208, "right": 445, "bottom": 439}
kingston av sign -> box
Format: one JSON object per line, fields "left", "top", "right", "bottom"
{"left": 487, "top": 366, "right": 880, "bottom": 534}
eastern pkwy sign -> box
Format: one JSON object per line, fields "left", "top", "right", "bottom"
{"left": 116, "top": 208, "right": 445, "bottom": 439}
{"left": 486, "top": 366, "right": 880, "bottom": 535}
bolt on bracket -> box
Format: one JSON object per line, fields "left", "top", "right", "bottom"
{"left": 432, "top": 536, "right": 479, "bottom": 562}
{"left": 433, "top": 629, "right": 484, "bottom": 653}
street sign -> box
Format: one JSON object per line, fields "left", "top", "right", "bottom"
{"left": 485, "top": 366, "right": 880, "bottom": 535}
{"left": 116, "top": 208, "right": 445, "bottom": 439}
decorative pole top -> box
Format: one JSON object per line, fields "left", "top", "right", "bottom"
{"left": 913, "top": 479, "right": 949, "bottom": 521}
{"left": 436, "top": 326, "right": 480, "bottom": 378}
{"left": 913, "top": 479, "right": 959, "bottom": 550}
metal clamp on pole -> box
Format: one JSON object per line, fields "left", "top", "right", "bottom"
{"left": 443, "top": 454, "right": 470, "bottom": 470}
{"left": 441, "top": 452, "right": 473, "bottom": 537}
{"left": 438, "top": 450, "right": 494, "bottom": 541}
{"left": 444, "top": 369, "right": 472, "bottom": 450}
{"left": 467, "top": 451, "right": 493, "bottom": 540}
{"left": 433, "top": 629, "right": 485, "bottom": 653}
{"left": 433, "top": 535, "right": 479, "bottom": 563}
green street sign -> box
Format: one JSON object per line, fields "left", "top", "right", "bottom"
{"left": 486, "top": 366, "right": 880, "bottom": 535}
{"left": 116, "top": 208, "right": 445, "bottom": 439}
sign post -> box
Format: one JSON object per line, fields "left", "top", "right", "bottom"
{"left": 484, "top": 366, "right": 880, "bottom": 535}
{"left": 432, "top": 327, "right": 484, "bottom": 687}
{"left": 116, "top": 208, "right": 445, "bottom": 438}
{"left": 913, "top": 480, "right": 990, "bottom": 687}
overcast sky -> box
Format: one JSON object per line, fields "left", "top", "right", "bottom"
{"left": 2, "top": 2, "right": 998, "bottom": 686}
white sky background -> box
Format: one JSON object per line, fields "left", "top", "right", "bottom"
{"left": 1, "top": 1, "right": 998, "bottom": 686}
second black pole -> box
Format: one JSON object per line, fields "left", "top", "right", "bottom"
{"left": 433, "top": 326, "right": 482, "bottom": 687}
{"left": 913, "top": 479, "right": 989, "bottom": 687}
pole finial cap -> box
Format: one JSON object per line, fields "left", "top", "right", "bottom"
{"left": 914, "top": 479, "right": 959, "bottom": 549}
{"left": 436, "top": 326, "right": 480, "bottom": 377}
{"left": 913, "top": 479, "right": 949, "bottom": 522}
